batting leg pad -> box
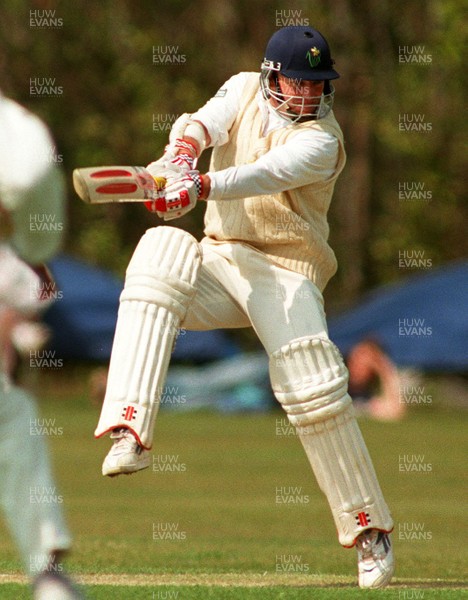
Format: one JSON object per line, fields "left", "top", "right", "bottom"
{"left": 269, "top": 336, "right": 393, "bottom": 547}
{"left": 95, "top": 226, "right": 202, "bottom": 448}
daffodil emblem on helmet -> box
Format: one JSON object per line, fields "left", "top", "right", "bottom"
{"left": 306, "top": 46, "right": 321, "bottom": 67}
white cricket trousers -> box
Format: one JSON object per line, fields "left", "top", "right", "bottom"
{"left": 180, "top": 241, "right": 394, "bottom": 547}
{"left": 0, "top": 376, "right": 71, "bottom": 577}
{"left": 182, "top": 240, "right": 329, "bottom": 351}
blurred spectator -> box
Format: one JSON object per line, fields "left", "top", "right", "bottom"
{"left": 347, "top": 339, "right": 406, "bottom": 421}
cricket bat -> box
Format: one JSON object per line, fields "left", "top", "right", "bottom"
{"left": 73, "top": 166, "right": 166, "bottom": 205}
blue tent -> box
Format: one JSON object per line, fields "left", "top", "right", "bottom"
{"left": 44, "top": 256, "right": 121, "bottom": 361}
{"left": 44, "top": 255, "right": 239, "bottom": 362}
{"left": 328, "top": 261, "right": 468, "bottom": 372}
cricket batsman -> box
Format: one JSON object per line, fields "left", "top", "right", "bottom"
{"left": 0, "top": 90, "right": 83, "bottom": 599}
{"left": 95, "top": 25, "right": 395, "bottom": 588}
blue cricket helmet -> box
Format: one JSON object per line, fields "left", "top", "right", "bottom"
{"left": 260, "top": 26, "right": 339, "bottom": 121}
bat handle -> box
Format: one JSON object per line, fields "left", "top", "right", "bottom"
{"left": 152, "top": 176, "right": 167, "bottom": 192}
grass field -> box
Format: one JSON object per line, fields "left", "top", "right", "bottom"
{"left": 0, "top": 369, "right": 467, "bottom": 598}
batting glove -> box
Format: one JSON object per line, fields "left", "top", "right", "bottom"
{"left": 144, "top": 171, "right": 203, "bottom": 221}
{"left": 146, "top": 138, "right": 198, "bottom": 182}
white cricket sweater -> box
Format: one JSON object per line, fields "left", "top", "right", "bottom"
{"left": 201, "top": 73, "right": 346, "bottom": 291}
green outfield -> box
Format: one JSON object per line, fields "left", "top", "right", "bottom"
{"left": 0, "top": 371, "right": 467, "bottom": 598}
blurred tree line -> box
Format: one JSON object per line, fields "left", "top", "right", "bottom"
{"left": 1, "top": 0, "right": 466, "bottom": 314}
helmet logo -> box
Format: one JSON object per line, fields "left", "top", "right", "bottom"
{"left": 306, "top": 46, "right": 321, "bottom": 67}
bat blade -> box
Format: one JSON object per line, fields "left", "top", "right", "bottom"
{"left": 73, "top": 166, "right": 166, "bottom": 204}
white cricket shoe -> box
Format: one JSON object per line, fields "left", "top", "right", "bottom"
{"left": 356, "top": 529, "right": 394, "bottom": 589}
{"left": 102, "top": 428, "right": 150, "bottom": 477}
{"left": 33, "top": 572, "right": 84, "bottom": 599}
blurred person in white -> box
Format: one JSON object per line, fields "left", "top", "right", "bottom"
{"left": 0, "top": 90, "right": 83, "bottom": 599}
{"left": 0, "top": 245, "right": 53, "bottom": 384}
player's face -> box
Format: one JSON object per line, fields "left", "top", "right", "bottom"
{"left": 276, "top": 74, "right": 324, "bottom": 116}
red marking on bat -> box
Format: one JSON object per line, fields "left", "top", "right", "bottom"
{"left": 95, "top": 183, "right": 138, "bottom": 195}
{"left": 91, "top": 169, "right": 133, "bottom": 178}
